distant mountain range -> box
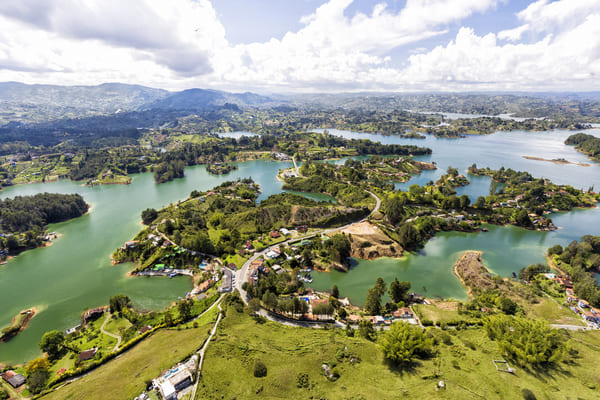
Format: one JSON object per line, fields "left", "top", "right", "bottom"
{"left": 0, "top": 82, "right": 276, "bottom": 125}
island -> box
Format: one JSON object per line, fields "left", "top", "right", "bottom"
{"left": 0, "top": 193, "right": 89, "bottom": 258}
{"left": 0, "top": 308, "right": 35, "bottom": 343}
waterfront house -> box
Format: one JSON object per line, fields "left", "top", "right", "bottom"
{"left": 83, "top": 306, "right": 106, "bottom": 322}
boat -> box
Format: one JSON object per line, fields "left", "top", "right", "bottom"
{"left": 169, "top": 273, "right": 177, "bottom": 278}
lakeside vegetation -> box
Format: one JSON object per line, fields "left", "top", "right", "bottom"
{"left": 565, "top": 132, "right": 600, "bottom": 160}
{"left": 0, "top": 193, "right": 88, "bottom": 256}
{"left": 548, "top": 235, "right": 600, "bottom": 307}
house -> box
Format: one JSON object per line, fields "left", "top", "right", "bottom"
{"left": 83, "top": 306, "right": 106, "bottom": 322}
{"left": 565, "top": 288, "right": 576, "bottom": 302}
{"left": 280, "top": 228, "right": 291, "bottom": 236}
{"left": 392, "top": 307, "right": 413, "bottom": 319}
{"left": 583, "top": 311, "right": 599, "bottom": 323}
{"left": 347, "top": 314, "right": 362, "bottom": 323}
{"left": 270, "top": 230, "right": 281, "bottom": 239}
{"left": 1, "top": 371, "right": 26, "bottom": 388}
{"left": 266, "top": 248, "right": 281, "bottom": 259}
{"left": 218, "top": 268, "right": 233, "bottom": 293}
{"left": 243, "top": 241, "right": 255, "bottom": 251}
{"left": 297, "top": 225, "right": 308, "bottom": 233}
{"left": 139, "top": 325, "right": 152, "bottom": 334}
{"left": 578, "top": 299, "right": 590, "bottom": 309}
{"left": 122, "top": 240, "right": 139, "bottom": 250}
{"left": 155, "top": 364, "right": 194, "bottom": 400}
{"left": 227, "top": 263, "right": 237, "bottom": 271}
{"left": 79, "top": 348, "right": 97, "bottom": 362}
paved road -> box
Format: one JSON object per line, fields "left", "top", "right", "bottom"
{"left": 235, "top": 189, "right": 382, "bottom": 327}
{"left": 552, "top": 324, "right": 591, "bottom": 331}
{"left": 190, "top": 298, "right": 224, "bottom": 400}
{"left": 100, "top": 313, "right": 122, "bottom": 352}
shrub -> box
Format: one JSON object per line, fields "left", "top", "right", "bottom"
{"left": 521, "top": 388, "right": 537, "bottom": 400}
{"left": 296, "top": 373, "right": 310, "bottom": 388}
{"left": 253, "top": 360, "right": 267, "bottom": 378}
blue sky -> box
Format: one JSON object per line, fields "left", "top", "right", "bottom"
{"left": 0, "top": 0, "right": 599, "bottom": 93}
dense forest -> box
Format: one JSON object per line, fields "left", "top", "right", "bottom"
{"left": 0, "top": 193, "right": 88, "bottom": 253}
{"left": 565, "top": 133, "right": 600, "bottom": 159}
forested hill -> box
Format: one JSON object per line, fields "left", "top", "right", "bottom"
{"left": 565, "top": 133, "right": 600, "bottom": 160}
{"left": 0, "top": 193, "right": 88, "bottom": 234}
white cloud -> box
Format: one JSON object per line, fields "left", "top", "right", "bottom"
{"left": 0, "top": 0, "right": 598, "bottom": 92}
{"left": 401, "top": 0, "right": 600, "bottom": 92}
{"left": 498, "top": 24, "right": 530, "bottom": 42}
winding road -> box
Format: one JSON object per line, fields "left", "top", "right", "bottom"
{"left": 235, "top": 189, "right": 381, "bottom": 314}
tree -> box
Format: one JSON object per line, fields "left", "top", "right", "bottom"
{"left": 39, "top": 330, "right": 65, "bottom": 360}
{"left": 313, "top": 303, "right": 334, "bottom": 317}
{"left": 253, "top": 360, "right": 267, "bottom": 377}
{"left": 484, "top": 315, "right": 564, "bottom": 367}
{"left": 141, "top": 208, "right": 158, "bottom": 225}
{"left": 331, "top": 284, "right": 340, "bottom": 299}
{"left": 177, "top": 299, "right": 193, "bottom": 321}
{"left": 25, "top": 357, "right": 50, "bottom": 394}
{"left": 474, "top": 196, "right": 487, "bottom": 209}
{"left": 389, "top": 278, "right": 411, "bottom": 303}
{"left": 397, "top": 223, "right": 421, "bottom": 250}
{"left": 330, "top": 234, "right": 351, "bottom": 264}
{"left": 358, "top": 320, "right": 376, "bottom": 341}
{"left": 518, "top": 263, "right": 549, "bottom": 281}
{"left": 374, "top": 277, "right": 386, "bottom": 296}
{"left": 384, "top": 194, "right": 405, "bottom": 225}
{"left": 109, "top": 294, "right": 131, "bottom": 314}
{"left": 248, "top": 298, "right": 262, "bottom": 315}
{"left": 379, "top": 322, "right": 433, "bottom": 366}
{"left": 262, "top": 291, "right": 278, "bottom": 311}
{"left": 513, "top": 209, "right": 533, "bottom": 227}
{"left": 365, "top": 287, "right": 382, "bottom": 315}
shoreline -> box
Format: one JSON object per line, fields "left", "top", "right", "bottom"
{"left": 452, "top": 250, "right": 483, "bottom": 298}
{"left": 0, "top": 307, "right": 36, "bottom": 344}
{"left": 522, "top": 155, "right": 590, "bottom": 167}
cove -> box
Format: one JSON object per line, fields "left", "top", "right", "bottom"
{"left": 309, "top": 128, "right": 600, "bottom": 306}
{"left": 0, "top": 159, "right": 292, "bottom": 364}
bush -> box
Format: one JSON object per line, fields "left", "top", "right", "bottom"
{"left": 253, "top": 360, "right": 267, "bottom": 378}
{"left": 521, "top": 388, "right": 537, "bottom": 400}
{"left": 379, "top": 322, "right": 434, "bottom": 366}
{"left": 296, "top": 373, "right": 310, "bottom": 388}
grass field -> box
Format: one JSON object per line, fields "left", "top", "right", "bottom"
{"left": 195, "top": 309, "right": 600, "bottom": 400}
{"left": 413, "top": 303, "right": 479, "bottom": 325}
{"left": 42, "top": 315, "right": 218, "bottom": 400}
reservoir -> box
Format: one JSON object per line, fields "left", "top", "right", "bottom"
{"left": 1, "top": 128, "right": 600, "bottom": 362}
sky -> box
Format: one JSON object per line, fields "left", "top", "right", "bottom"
{"left": 0, "top": 0, "right": 599, "bottom": 93}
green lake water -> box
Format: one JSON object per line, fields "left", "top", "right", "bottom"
{"left": 2, "top": 128, "right": 600, "bottom": 362}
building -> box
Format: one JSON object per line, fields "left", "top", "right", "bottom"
{"left": 280, "top": 228, "right": 291, "bottom": 236}
{"left": 1, "top": 371, "right": 26, "bottom": 388}
{"left": 83, "top": 307, "right": 106, "bottom": 322}
{"left": 218, "top": 268, "right": 233, "bottom": 293}
{"left": 155, "top": 364, "right": 194, "bottom": 400}
{"left": 79, "top": 348, "right": 97, "bottom": 362}
{"left": 269, "top": 230, "right": 281, "bottom": 239}
{"left": 392, "top": 307, "right": 413, "bottom": 319}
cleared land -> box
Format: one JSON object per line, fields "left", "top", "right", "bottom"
{"left": 195, "top": 309, "right": 600, "bottom": 400}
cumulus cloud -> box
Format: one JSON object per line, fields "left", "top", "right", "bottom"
{"left": 0, "top": 0, "right": 598, "bottom": 92}
{"left": 0, "top": 0, "right": 226, "bottom": 80}
{"left": 401, "top": 0, "right": 600, "bottom": 91}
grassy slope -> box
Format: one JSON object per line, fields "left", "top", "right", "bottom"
{"left": 42, "top": 313, "right": 217, "bottom": 400}
{"left": 196, "top": 310, "right": 600, "bottom": 400}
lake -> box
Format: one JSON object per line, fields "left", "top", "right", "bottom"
{"left": 1, "top": 128, "right": 600, "bottom": 362}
